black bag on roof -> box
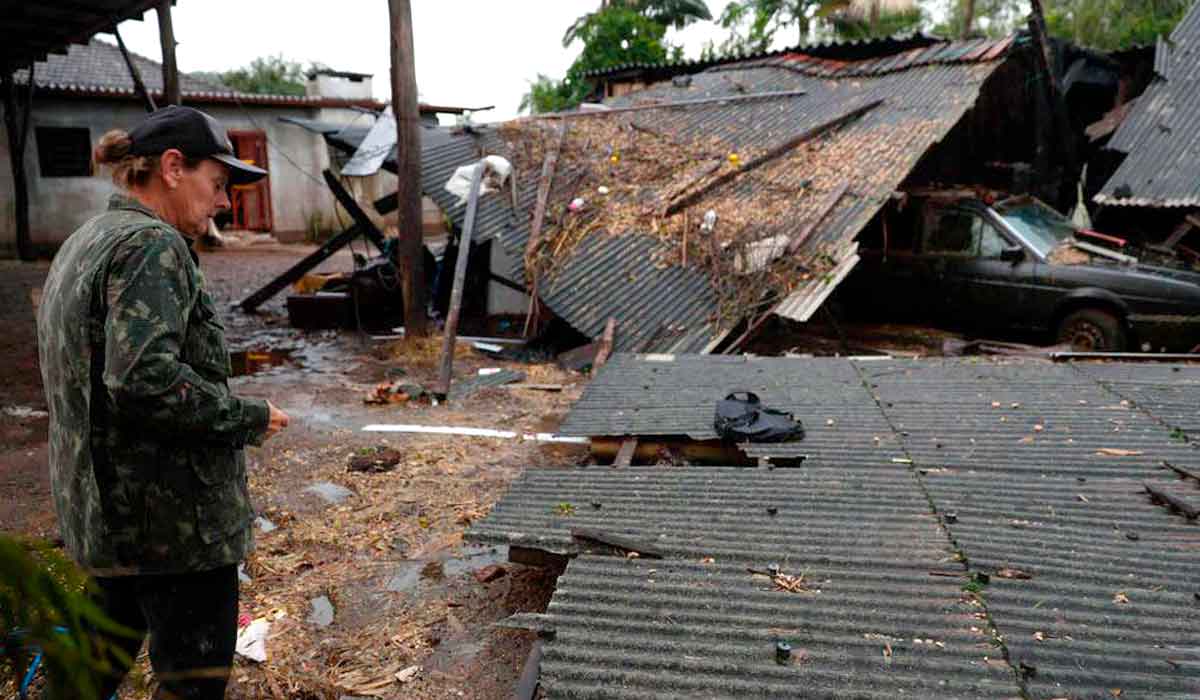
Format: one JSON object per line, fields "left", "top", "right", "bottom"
{"left": 714, "top": 392, "right": 805, "bottom": 443}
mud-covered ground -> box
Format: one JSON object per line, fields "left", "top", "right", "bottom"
{"left": 1, "top": 245, "right": 584, "bottom": 699}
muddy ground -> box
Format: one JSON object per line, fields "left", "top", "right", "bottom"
{"left": 1, "top": 245, "right": 585, "bottom": 699}
{"left": 1, "top": 242, "right": 971, "bottom": 699}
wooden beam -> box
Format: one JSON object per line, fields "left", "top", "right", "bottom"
{"left": 514, "top": 641, "right": 543, "bottom": 700}
{"left": 113, "top": 26, "right": 156, "bottom": 113}
{"left": 593, "top": 317, "right": 617, "bottom": 370}
{"left": 665, "top": 100, "right": 881, "bottom": 217}
{"left": 613, "top": 438, "right": 638, "bottom": 467}
{"left": 156, "top": 0, "right": 179, "bottom": 105}
{"left": 530, "top": 89, "right": 809, "bottom": 121}
{"left": 322, "top": 170, "right": 388, "bottom": 250}
{"left": 524, "top": 120, "right": 567, "bottom": 273}
{"left": 785, "top": 181, "right": 849, "bottom": 255}
{"left": 436, "top": 162, "right": 486, "bottom": 398}
{"left": 1145, "top": 482, "right": 1199, "bottom": 519}
{"left": 238, "top": 190, "right": 398, "bottom": 312}
{"left": 389, "top": 0, "right": 428, "bottom": 338}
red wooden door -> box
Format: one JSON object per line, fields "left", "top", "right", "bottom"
{"left": 227, "top": 130, "right": 273, "bottom": 231}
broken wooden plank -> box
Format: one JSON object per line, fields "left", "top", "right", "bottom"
{"left": 614, "top": 438, "right": 638, "bottom": 467}
{"left": 785, "top": 181, "right": 849, "bottom": 255}
{"left": 323, "top": 169, "right": 389, "bottom": 250}
{"left": 1144, "top": 482, "right": 1200, "bottom": 519}
{"left": 239, "top": 176, "right": 394, "bottom": 312}
{"left": 524, "top": 120, "right": 567, "bottom": 267}
{"left": 503, "top": 383, "right": 565, "bottom": 392}
{"left": 514, "top": 640, "right": 543, "bottom": 700}
{"left": 593, "top": 318, "right": 617, "bottom": 370}
{"left": 570, "top": 528, "right": 666, "bottom": 559}
{"left": 532, "top": 89, "right": 809, "bottom": 121}
{"left": 437, "top": 162, "right": 487, "bottom": 398}
{"left": 664, "top": 99, "right": 882, "bottom": 217}
{"left": 1164, "top": 460, "right": 1200, "bottom": 483}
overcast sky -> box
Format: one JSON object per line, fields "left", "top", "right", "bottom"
{"left": 114, "top": 0, "right": 757, "bottom": 124}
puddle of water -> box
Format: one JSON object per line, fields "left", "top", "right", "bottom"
{"left": 384, "top": 545, "right": 508, "bottom": 594}
{"left": 229, "top": 349, "right": 296, "bottom": 377}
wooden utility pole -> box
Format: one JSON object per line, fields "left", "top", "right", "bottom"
{"left": 156, "top": 0, "right": 180, "bottom": 105}
{"left": 3, "top": 63, "right": 36, "bottom": 261}
{"left": 389, "top": 0, "right": 428, "bottom": 337}
{"left": 114, "top": 26, "right": 156, "bottom": 112}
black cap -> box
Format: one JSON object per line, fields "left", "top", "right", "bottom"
{"left": 128, "top": 105, "right": 267, "bottom": 185}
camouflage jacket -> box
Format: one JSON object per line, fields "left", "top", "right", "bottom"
{"left": 37, "top": 194, "right": 269, "bottom": 576}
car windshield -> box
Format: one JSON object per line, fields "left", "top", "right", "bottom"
{"left": 994, "top": 199, "right": 1077, "bottom": 257}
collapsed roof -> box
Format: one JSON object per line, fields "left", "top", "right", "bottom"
{"left": 1096, "top": 1, "right": 1200, "bottom": 208}
{"left": 289, "top": 35, "right": 1022, "bottom": 352}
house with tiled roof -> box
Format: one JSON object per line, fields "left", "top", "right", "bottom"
{"left": 0, "top": 38, "right": 465, "bottom": 256}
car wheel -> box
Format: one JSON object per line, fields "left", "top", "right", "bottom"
{"left": 1056, "top": 308, "right": 1126, "bottom": 352}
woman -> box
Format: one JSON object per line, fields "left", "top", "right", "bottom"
{"left": 37, "top": 105, "right": 289, "bottom": 699}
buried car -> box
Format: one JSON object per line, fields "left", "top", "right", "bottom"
{"left": 841, "top": 194, "right": 1200, "bottom": 352}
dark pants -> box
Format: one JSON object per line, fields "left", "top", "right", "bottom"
{"left": 90, "top": 565, "right": 238, "bottom": 700}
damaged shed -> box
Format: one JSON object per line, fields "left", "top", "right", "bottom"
{"left": 285, "top": 32, "right": 1101, "bottom": 354}
{"left": 1094, "top": 0, "right": 1200, "bottom": 254}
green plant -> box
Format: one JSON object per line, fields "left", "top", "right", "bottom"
{"left": 1, "top": 535, "right": 134, "bottom": 698}
{"left": 554, "top": 502, "right": 577, "bottom": 516}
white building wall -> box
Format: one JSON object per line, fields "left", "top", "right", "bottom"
{"left": 0, "top": 98, "right": 368, "bottom": 256}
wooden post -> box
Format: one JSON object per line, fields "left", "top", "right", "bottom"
{"left": 156, "top": 0, "right": 180, "bottom": 105}
{"left": 2, "top": 64, "right": 36, "bottom": 261}
{"left": 593, "top": 317, "right": 617, "bottom": 370}
{"left": 1028, "top": 0, "right": 1078, "bottom": 201}
{"left": 389, "top": 0, "right": 429, "bottom": 338}
{"left": 114, "top": 26, "right": 156, "bottom": 112}
{"left": 436, "top": 162, "right": 486, "bottom": 398}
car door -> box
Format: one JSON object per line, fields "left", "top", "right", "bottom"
{"left": 922, "top": 206, "right": 1031, "bottom": 331}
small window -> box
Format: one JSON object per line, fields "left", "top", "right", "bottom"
{"left": 36, "top": 127, "right": 92, "bottom": 177}
{"left": 928, "top": 211, "right": 981, "bottom": 254}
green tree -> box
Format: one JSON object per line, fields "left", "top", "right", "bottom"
{"left": 524, "top": 8, "right": 677, "bottom": 113}
{"left": 563, "top": 0, "right": 712, "bottom": 46}
{"left": 1043, "top": 0, "right": 1190, "bottom": 49}
{"left": 219, "top": 54, "right": 307, "bottom": 96}
{"left": 932, "top": 0, "right": 1026, "bottom": 38}
{"left": 1, "top": 536, "right": 134, "bottom": 698}
{"left": 715, "top": 0, "right": 921, "bottom": 52}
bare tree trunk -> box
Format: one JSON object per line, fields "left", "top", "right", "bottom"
{"left": 3, "top": 65, "right": 36, "bottom": 261}
{"left": 388, "top": 0, "right": 429, "bottom": 337}
{"left": 961, "top": 0, "right": 976, "bottom": 38}
{"left": 156, "top": 0, "right": 180, "bottom": 105}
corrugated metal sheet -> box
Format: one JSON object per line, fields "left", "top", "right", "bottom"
{"left": 557, "top": 354, "right": 899, "bottom": 464}
{"left": 922, "top": 470, "right": 1200, "bottom": 699}
{"left": 1096, "top": 3, "right": 1200, "bottom": 207}
{"left": 288, "top": 39, "right": 1012, "bottom": 349}
{"left": 859, "top": 358, "right": 1200, "bottom": 479}
{"left": 468, "top": 466, "right": 1018, "bottom": 699}
{"left": 474, "top": 355, "right": 1200, "bottom": 698}
{"left": 1072, "top": 361, "right": 1200, "bottom": 435}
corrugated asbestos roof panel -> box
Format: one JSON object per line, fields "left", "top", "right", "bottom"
{"left": 922, "top": 470, "right": 1200, "bottom": 699}
{"left": 857, "top": 358, "right": 1200, "bottom": 479}
{"left": 1096, "top": 2, "right": 1200, "bottom": 207}
{"left": 467, "top": 466, "right": 1018, "bottom": 698}
{"left": 1073, "top": 361, "right": 1200, "bottom": 435}
{"left": 556, "top": 354, "right": 901, "bottom": 463}
{"left": 475, "top": 356, "right": 1200, "bottom": 698}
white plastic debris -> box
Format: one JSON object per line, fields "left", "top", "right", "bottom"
{"left": 478, "top": 368, "right": 502, "bottom": 376}
{"left": 700, "top": 209, "right": 718, "bottom": 234}
{"left": 396, "top": 665, "right": 420, "bottom": 683}
{"left": 3, "top": 406, "right": 48, "bottom": 419}
{"left": 235, "top": 619, "right": 270, "bottom": 663}
{"left": 443, "top": 156, "right": 513, "bottom": 204}
{"left": 597, "top": 185, "right": 610, "bottom": 195}
{"left": 568, "top": 197, "right": 586, "bottom": 212}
